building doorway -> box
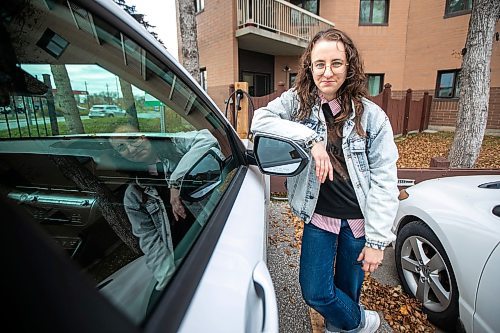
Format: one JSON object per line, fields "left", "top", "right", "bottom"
{"left": 242, "top": 72, "right": 271, "bottom": 97}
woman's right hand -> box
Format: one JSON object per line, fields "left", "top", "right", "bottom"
{"left": 311, "top": 142, "right": 333, "bottom": 183}
{"left": 170, "top": 188, "right": 187, "bottom": 221}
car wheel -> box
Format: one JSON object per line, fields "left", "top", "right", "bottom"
{"left": 108, "top": 114, "right": 114, "bottom": 117}
{"left": 395, "top": 220, "right": 459, "bottom": 331}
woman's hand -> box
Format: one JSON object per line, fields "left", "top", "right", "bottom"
{"left": 170, "top": 188, "right": 187, "bottom": 221}
{"left": 311, "top": 142, "right": 333, "bottom": 183}
{"left": 357, "top": 246, "right": 384, "bottom": 273}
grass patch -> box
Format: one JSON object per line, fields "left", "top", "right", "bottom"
{"left": 0, "top": 116, "right": 193, "bottom": 138}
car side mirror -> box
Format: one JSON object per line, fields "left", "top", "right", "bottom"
{"left": 251, "top": 133, "right": 309, "bottom": 177}
{"left": 180, "top": 148, "right": 223, "bottom": 202}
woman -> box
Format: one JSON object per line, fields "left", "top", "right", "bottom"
{"left": 109, "top": 125, "right": 219, "bottom": 290}
{"left": 251, "top": 28, "right": 399, "bottom": 333}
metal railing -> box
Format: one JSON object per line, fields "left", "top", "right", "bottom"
{"left": 236, "top": 0, "right": 334, "bottom": 43}
{"left": 0, "top": 95, "right": 55, "bottom": 139}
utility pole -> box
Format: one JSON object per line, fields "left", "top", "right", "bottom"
{"left": 84, "top": 81, "right": 90, "bottom": 110}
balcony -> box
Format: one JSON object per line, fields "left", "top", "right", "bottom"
{"left": 236, "top": 0, "right": 335, "bottom": 56}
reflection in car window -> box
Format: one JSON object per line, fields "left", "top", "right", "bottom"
{"left": 0, "top": 0, "right": 237, "bottom": 325}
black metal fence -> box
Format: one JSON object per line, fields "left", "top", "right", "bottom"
{"left": 0, "top": 95, "right": 59, "bottom": 138}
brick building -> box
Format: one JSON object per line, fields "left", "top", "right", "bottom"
{"left": 179, "top": 0, "right": 500, "bottom": 133}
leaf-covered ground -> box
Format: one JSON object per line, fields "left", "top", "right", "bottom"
{"left": 272, "top": 131, "right": 499, "bottom": 332}
{"left": 275, "top": 207, "right": 437, "bottom": 332}
{"left": 396, "top": 131, "right": 500, "bottom": 169}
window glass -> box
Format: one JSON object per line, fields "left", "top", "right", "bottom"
{"left": 359, "top": 0, "right": 389, "bottom": 25}
{"left": 372, "top": 1, "right": 388, "bottom": 24}
{"left": 195, "top": 0, "right": 205, "bottom": 12}
{"left": 367, "top": 74, "right": 384, "bottom": 96}
{"left": 241, "top": 71, "right": 271, "bottom": 97}
{"left": 0, "top": 0, "right": 237, "bottom": 325}
{"left": 289, "top": 73, "right": 297, "bottom": 88}
{"left": 446, "top": 0, "right": 472, "bottom": 15}
{"left": 290, "top": 0, "right": 320, "bottom": 15}
{"left": 436, "top": 70, "right": 460, "bottom": 98}
{"left": 359, "top": 1, "right": 371, "bottom": 23}
{"left": 200, "top": 68, "right": 207, "bottom": 91}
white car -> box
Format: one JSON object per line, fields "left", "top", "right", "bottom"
{"left": 0, "top": 0, "right": 310, "bottom": 332}
{"left": 393, "top": 175, "right": 500, "bottom": 333}
{"left": 89, "top": 104, "right": 126, "bottom": 118}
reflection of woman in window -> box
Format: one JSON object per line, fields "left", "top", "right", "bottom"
{"left": 109, "top": 125, "right": 219, "bottom": 289}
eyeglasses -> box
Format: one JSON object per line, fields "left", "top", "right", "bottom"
{"left": 310, "top": 61, "right": 348, "bottom": 75}
{"left": 112, "top": 136, "right": 145, "bottom": 154}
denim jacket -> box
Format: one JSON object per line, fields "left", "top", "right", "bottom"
{"left": 123, "top": 129, "right": 219, "bottom": 289}
{"left": 251, "top": 89, "right": 399, "bottom": 249}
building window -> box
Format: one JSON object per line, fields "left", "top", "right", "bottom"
{"left": 445, "top": 0, "right": 472, "bottom": 16}
{"left": 200, "top": 67, "right": 207, "bottom": 91}
{"left": 242, "top": 71, "right": 271, "bottom": 97}
{"left": 195, "top": 0, "right": 204, "bottom": 12}
{"left": 436, "top": 69, "right": 460, "bottom": 98}
{"left": 367, "top": 74, "right": 384, "bottom": 96}
{"left": 359, "top": 0, "right": 389, "bottom": 25}
{"left": 290, "top": 0, "right": 320, "bottom": 15}
{"left": 289, "top": 73, "right": 297, "bottom": 88}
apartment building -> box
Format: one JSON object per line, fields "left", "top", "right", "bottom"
{"left": 184, "top": 0, "right": 500, "bottom": 132}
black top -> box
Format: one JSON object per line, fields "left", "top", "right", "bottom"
{"left": 314, "top": 103, "right": 363, "bottom": 219}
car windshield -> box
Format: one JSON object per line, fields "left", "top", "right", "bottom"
{"left": 0, "top": 0, "right": 238, "bottom": 325}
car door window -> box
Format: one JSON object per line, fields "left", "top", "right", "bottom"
{"left": 0, "top": 0, "right": 239, "bottom": 325}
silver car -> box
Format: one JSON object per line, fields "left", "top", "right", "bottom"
{"left": 89, "top": 104, "right": 126, "bottom": 118}
{"left": 393, "top": 175, "right": 500, "bottom": 333}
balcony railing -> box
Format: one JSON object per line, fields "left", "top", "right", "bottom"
{"left": 236, "top": 0, "right": 335, "bottom": 43}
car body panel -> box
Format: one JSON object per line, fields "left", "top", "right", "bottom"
{"left": 178, "top": 164, "right": 277, "bottom": 332}
{"left": 474, "top": 242, "right": 500, "bottom": 333}
{"left": 0, "top": 0, "right": 312, "bottom": 331}
{"left": 393, "top": 175, "right": 500, "bottom": 332}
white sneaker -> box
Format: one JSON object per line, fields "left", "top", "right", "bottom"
{"left": 359, "top": 310, "right": 380, "bottom": 333}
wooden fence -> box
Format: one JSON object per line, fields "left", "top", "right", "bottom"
{"left": 229, "top": 82, "right": 432, "bottom": 137}
{"left": 368, "top": 83, "right": 432, "bottom": 136}
{"left": 228, "top": 82, "right": 498, "bottom": 193}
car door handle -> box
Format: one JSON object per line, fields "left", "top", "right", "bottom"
{"left": 252, "top": 261, "right": 279, "bottom": 333}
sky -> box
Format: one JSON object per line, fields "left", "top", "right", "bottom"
{"left": 125, "top": 0, "right": 179, "bottom": 60}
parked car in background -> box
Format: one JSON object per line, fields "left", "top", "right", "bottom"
{"left": 88, "top": 104, "right": 126, "bottom": 118}
{"left": 0, "top": 0, "right": 310, "bottom": 332}
{"left": 393, "top": 175, "right": 500, "bottom": 333}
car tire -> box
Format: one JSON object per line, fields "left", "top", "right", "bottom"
{"left": 108, "top": 114, "right": 114, "bottom": 117}
{"left": 395, "top": 220, "right": 460, "bottom": 332}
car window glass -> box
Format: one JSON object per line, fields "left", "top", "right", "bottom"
{"left": 0, "top": 0, "right": 238, "bottom": 325}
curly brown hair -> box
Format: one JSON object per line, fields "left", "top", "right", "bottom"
{"left": 294, "top": 28, "right": 367, "bottom": 136}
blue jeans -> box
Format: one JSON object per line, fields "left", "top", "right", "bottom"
{"left": 299, "top": 220, "right": 366, "bottom": 332}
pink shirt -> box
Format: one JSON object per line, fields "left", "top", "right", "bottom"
{"left": 311, "top": 97, "right": 365, "bottom": 238}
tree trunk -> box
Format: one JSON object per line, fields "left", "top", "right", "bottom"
{"left": 50, "top": 155, "right": 141, "bottom": 254}
{"left": 119, "top": 78, "right": 140, "bottom": 130}
{"left": 49, "top": 64, "right": 85, "bottom": 134}
{"left": 176, "top": 0, "right": 200, "bottom": 82}
{"left": 448, "top": 0, "right": 500, "bottom": 168}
